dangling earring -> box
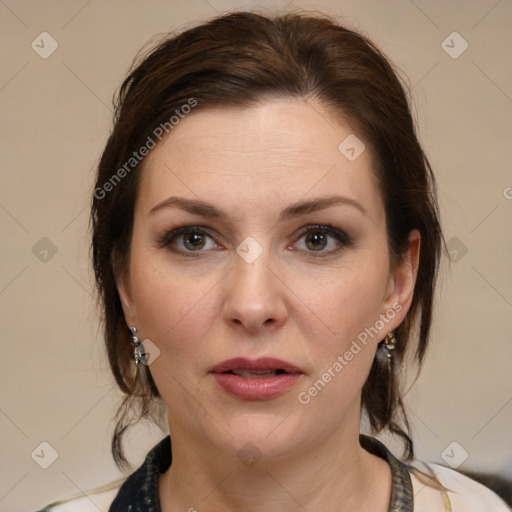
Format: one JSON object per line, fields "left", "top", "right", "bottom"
{"left": 384, "top": 331, "right": 397, "bottom": 371}
{"left": 384, "top": 331, "right": 397, "bottom": 358}
{"left": 377, "top": 330, "right": 397, "bottom": 374}
{"left": 128, "top": 326, "right": 142, "bottom": 367}
{"left": 382, "top": 331, "right": 397, "bottom": 418}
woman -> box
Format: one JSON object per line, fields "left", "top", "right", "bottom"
{"left": 42, "top": 9, "right": 510, "bottom": 512}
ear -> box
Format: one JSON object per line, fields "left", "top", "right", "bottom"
{"left": 382, "top": 229, "right": 421, "bottom": 330}
{"left": 112, "top": 251, "right": 137, "bottom": 327}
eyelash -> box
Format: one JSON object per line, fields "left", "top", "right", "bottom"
{"left": 158, "top": 224, "right": 352, "bottom": 259}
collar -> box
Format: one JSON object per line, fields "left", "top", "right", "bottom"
{"left": 360, "top": 434, "right": 414, "bottom": 511}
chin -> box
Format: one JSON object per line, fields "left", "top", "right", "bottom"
{"left": 209, "top": 409, "right": 312, "bottom": 463}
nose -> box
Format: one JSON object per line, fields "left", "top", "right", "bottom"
{"left": 222, "top": 245, "right": 288, "bottom": 334}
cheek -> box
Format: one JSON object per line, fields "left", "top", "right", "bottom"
{"left": 295, "top": 273, "right": 387, "bottom": 414}
{"left": 298, "top": 261, "right": 390, "bottom": 354}
{"left": 128, "top": 251, "right": 224, "bottom": 370}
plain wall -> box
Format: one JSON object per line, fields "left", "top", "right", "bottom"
{"left": 1, "top": 1, "right": 511, "bottom": 510}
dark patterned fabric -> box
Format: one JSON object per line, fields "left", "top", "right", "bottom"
{"left": 109, "top": 435, "right": 171, "bottom": 512}
{"left": 109, "top": 434, "right": 413, "bottom": 511}
{"left": 360, "top": 434, "right": 414, "bottom": 511}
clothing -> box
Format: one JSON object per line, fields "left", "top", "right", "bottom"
{"left": 40, "top": 435, "right": 511, "bottom": 511}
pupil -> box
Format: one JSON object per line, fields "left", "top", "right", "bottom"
{"left": 184, "top": 233, "right": 204, "bottom": 250}
{"left": 307, "top": 232, "right": 326, "bottom": 251}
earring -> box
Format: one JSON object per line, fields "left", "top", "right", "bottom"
{"left": 383, "top": 331, "right": 397, "bottom": 358}
{"left": 128, "top": 326, "right": 142, "bottom": 366}
{"left": 376, "top": 330, "right": 398, "bottom": 378}
{"left": 381, "top": 331, "right": 397, "bottom": 418}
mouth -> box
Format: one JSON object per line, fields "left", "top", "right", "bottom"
{"left": 209, "top": 357, "right": 304, "bottom": 400}
{"left": 209, "top": 357, "right": 304, "bottom": 377}
{"left": 223, "top": 369, "right": 288, "bottom": 378}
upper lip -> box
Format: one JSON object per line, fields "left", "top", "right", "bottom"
{"left": 209, "top": 357, "right": 303, "bottom": 374}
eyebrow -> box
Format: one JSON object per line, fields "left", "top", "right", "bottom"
{"left": 149, "top": 194, "right": 367, "bottom": 221}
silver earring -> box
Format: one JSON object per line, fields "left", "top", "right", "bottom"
{"left": 128, "top": 326, "right": 142, "bottom": 366}
{"left": 376, "top": 330, "right": 397, "bottom": 374}
{"left": 383, "top": 331, "right": 397, "bottom": 358}
{"left": 382, "top": 330, "right": 397, "bottom": 377}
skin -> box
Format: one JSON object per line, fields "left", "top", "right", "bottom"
{"left": 116, "top": 98, "right": 420, "bottom": 512}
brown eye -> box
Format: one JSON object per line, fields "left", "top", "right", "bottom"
{"left": 182, "top": 232, "right": 207, "bottom": 251}
{"left": 159, "top": 226, "right": 215, "bottom": 256}
{"left": 295, "top": 225, "right": 351, "bottom": 258}
{"left": 304, "top": 231, "right": 328, "bottom": 251}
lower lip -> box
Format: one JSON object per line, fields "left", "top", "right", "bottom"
{"left": 211, "top": 372, "right": 303, "bottom": 400}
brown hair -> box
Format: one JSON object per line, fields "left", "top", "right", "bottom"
{"left": 90, "top": 10, "right": 445, "bottom": 471}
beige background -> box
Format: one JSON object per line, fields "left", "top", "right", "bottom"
{"left": 1, "top": 0, "right": 511, "bottom": 510}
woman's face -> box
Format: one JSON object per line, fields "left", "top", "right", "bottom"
{"left": 117, "top": 98, "right": 419, "bottom": 461}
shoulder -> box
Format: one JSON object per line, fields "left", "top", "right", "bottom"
{"left": 34, "top": 485, "right": 122, "bottom": 512}
{"left": 409, "top": 460, "right": 511, "bottom": 512}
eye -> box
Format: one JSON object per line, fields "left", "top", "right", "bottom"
{"left": 293, "top": 224, "right": 351, "bottom": 258}
{"left": 158, "top": 226, "right": 217, "bottom": 256}
{"left": 158, "top": 224, "right": 351, "bottom": 258}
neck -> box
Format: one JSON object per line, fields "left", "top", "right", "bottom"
{"left": 158, "top": 414, "right": 392, "bottom": 511}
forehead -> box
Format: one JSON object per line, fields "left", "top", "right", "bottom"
{"left": 137, "top": 99, "right": 382, "bottom": 219}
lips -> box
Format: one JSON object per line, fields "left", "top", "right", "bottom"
{"left": 209, "top": 357, "right": 303, "bottom": 376}
{"left": 209, "top": 357, "right": 304, "bottom": 400}
{"left": 229, "top": 369, "right": 283, "bottom": 378}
